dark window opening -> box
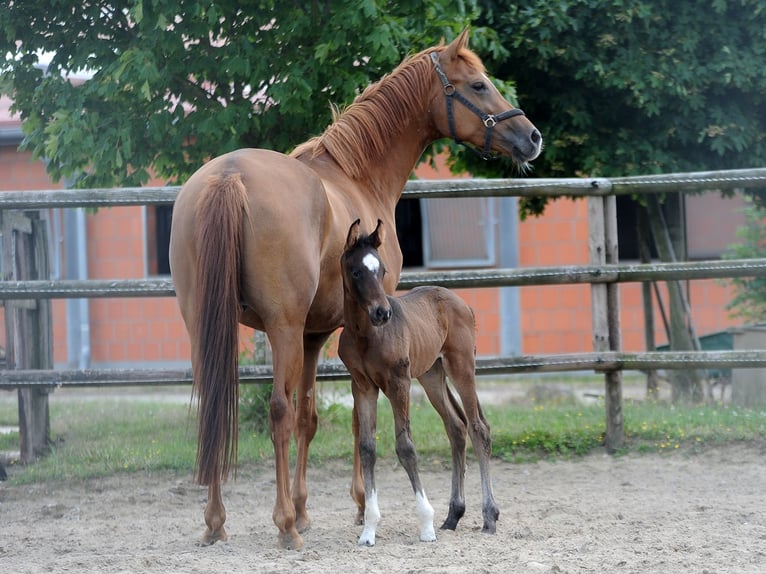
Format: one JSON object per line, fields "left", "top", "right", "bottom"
{"left": 148, "top": 205, "right": 173, "bottom": 276}
{"left": 395, "top": 198, "right": 423, "bottom": 268}
{"left": 616, "top": 195, "right": 658, "bottom": 261}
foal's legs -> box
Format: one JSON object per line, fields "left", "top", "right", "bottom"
{"left": 350, "top": 403, "right": 366, "bottom": 525}
{"left": 351, "top": 379, "right": 381, "bottom": 546}
{"left": 443, "top": 352, "right": 499, "bottom": 534}
{"left": 417, "top": 359, "right": 469, "bottom": 531}
{"left": 385, "top": 378, "right": 436, "bottom": 543}
{"left": 291, "top": 332, "right": 331, "bottom": 533}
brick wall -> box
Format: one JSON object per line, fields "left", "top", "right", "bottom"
{"left": 0, "top": 145, "right": 744, "bottom": 365}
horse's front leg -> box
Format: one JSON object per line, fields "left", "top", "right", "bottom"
{"left": 352, "top": 380, "right": 380, "bottom": 546}
{"left": 201, "top": 479, "right": 227, "bottom": 545}
{"left": 291, "top": 332, "right": 330, "bottom": 533}
{"left": 268, "top": 329, "right": 304, "bottom": 550}
{"left": 387, "top": 380, "right": 436, "bottom": 543}
{"left": 350, "top": 400, "right": 366, "bottom": 525}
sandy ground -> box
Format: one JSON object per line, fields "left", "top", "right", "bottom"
{"left": 1, "top": 441, "right": 765, "bottom": 574}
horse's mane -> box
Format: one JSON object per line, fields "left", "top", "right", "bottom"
{"left": 291, "top": 45, "right": 485, "bottom": 180}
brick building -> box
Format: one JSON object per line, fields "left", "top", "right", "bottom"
{"left": 0, "top": 95, "right": 746, "bottom": 368}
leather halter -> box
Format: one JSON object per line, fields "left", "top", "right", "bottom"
{"left": 430, "top": 51, "right": 525, "bottom": 160}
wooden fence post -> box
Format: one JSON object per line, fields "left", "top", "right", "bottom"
{"left": 589, "top": 196, "right": 624, "bottom": 452}
{"left": 2, "top": 210, "right": 53, "bottom": 463}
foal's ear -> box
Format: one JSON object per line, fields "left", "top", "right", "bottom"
{"left": 370, "top": 219, "right": 384, "bottom": 249}
{"left": 345, "top": 219, "right": 362, "bottom": 250}
{"left": 444, "top": 27, "right": 470, "bottom": 60}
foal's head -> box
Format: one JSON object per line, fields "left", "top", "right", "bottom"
{"left": 341, "top": 219, "right": 392, "bottom": 327}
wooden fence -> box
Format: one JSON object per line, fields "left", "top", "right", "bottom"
{"left": 3, "top": 167, "right": 766, "bottom": 461}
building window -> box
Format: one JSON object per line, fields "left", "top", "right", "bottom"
{"left": 146, "top": 205, "right": 172, "bottom": 276}
{"left": 395, "top": 198, "right": 424, "bottom": 268}
{"left": 617, "top": 192, "right": 747, "bottom": 262}
{"left": 421, "top": 197, "right": 495, "bottom": 268}
{"left": 145, "top": 196, "right": 498, "bottom": 276}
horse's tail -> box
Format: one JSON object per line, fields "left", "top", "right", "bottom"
{"left": 192, "top": 172, "right": 250, "bottom": 486}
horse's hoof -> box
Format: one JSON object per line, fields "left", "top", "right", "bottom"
{"left": 482, "top": 505, "right": 500, "bottom": 534}
{"left": 199, "top": 526, "right": 228, "bottom": 546}
{"left": 296, "top": 514, "right": 312, "bottom": 534}
{"left": 358, "top": 535, "right": 375, "bottom": 547}
{"left": 420, "top": 526, "right": 437, "bottom": 542}
{"left": 439, "top": 518, "right": 459, "bottom": 531}
{"left": 354, "top": 509, "right": 365, "bottom": 526}
{"left": 278, "top": 529, "right": 304, "bottom": 550}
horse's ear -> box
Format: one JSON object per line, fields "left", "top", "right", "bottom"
{"left": 370, "top": 219, "right": 384, "bottom": 249}
{"left": 346, "top": 219, "right": 362, "bottom": 250}
{"left": 444, "top": 27, "right": 470, "bottom": 60}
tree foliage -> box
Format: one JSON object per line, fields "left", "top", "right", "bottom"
{"left": 723, "top": 198, "right": 766, "bottom": 323}
{"left": 0, "top": 1, "right": 508, "bottom": 188}
{"left": 459, "top": 0, "right": 766, "bottom": 216}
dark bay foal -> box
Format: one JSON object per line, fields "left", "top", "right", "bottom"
{"left": 338, "top": 219, "right": 499, "bottom": 546}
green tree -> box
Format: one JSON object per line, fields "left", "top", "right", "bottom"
{"left": 724, "top": 196, "right": 766, "bottom": 323}
{"left": 461, "top": 0, "right": 766, "bottom": 213}
{"left": 0, "top": 1, "right": 506, "bottom": 188}
{"left": 463, "top": 0, "right": 766, "bottom": 403}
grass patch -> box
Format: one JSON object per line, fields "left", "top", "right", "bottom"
{"left": 1, "top": 386, "right": 765, "bottom": 485}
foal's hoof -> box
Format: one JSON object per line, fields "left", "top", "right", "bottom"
{"left": 199, "top": 526, "right": 228, "bottom": 546}
{"left": 278, "top": 528, "right": 305, "bottom": 550}
{"left": 481, "top": 505, "right": 500, "bottom": 534}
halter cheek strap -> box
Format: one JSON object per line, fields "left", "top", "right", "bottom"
{"left": 430, "top": 51, "right": 525, "bottom": 160}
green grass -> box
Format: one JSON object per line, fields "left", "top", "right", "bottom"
{"left": 1, "top": 385, "right": 765, "bottom": 485}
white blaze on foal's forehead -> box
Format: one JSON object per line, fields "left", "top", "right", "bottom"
{"left": 362, "top": 253, "right": 380, "bottom": 273}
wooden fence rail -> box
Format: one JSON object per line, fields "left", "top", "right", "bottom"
{"left": 3, "top": 350, "right": 766, "bottom": 388}
{"left": 1, "top": 257, "right": 766, "bottom": 299}
{"left": 3, "top": 166, "right": 766, "bottom": 459}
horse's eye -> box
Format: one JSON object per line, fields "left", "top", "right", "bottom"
{"left": 471, "top": 81, "right": 487, "bottom": 93}
{"left": 351, "top": 269, "right": 361, "bottom": 279}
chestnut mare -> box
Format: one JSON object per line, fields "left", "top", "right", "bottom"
{"left": 169, "top": 29, "right": 541, "bottom": 550}
{"left": 338, "top": 219, "right": 497, "bottom": 546}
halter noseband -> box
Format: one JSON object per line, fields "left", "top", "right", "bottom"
{"left": 430, "top": 51, "right": 525, "bottom": 160}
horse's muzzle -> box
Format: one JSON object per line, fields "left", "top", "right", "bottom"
{"left": 370, "top": 305, "right": 392, "bottom": 327}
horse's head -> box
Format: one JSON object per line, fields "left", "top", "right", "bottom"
{"left": 341, "top": 219, "right": 392, "bottom": 327}
{"left": 429, "top": 29, "right": 542, "bottom": 164}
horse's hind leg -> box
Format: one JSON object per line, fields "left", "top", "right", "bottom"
{"left": 290, "top": 332, "right": 331, "bottom": 533}
{"left": 267, "top": 325, "right": 306, "bottom": 550}
{"left": 443, "top": 353, "right": 499, "bottom": 534}
{"left": 418, "top": 359, "right": 468, "bottom": 531}
{"left": 386, "top": 378, "right": 436, "bottom": 543}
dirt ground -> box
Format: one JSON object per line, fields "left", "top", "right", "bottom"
{"left": 2, "top": 441, "right": 765, "bottom": 574}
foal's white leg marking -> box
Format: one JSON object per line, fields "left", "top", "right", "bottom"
{"left": 416, "top": 491, "right": 436, "bottom": 542}
{"left": 359, "top": 489, "right": 381, "bottom": 546}
{"left": 362, "top": 253, "right": 380, "bottom": 273}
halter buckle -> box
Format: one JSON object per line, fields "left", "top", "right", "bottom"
{"left": 483, "top": 115, "right": 497, "bottom": 128}
{"left": 443, "top": 83, "right": 455, "bottom": 96}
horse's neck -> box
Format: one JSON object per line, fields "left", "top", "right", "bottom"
{"left": 342, "top": 298, "right": 387, "bottom": 338}
{"left": 306, "top": 128, "right": 431, "bottom": 208}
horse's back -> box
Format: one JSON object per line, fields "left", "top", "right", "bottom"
{"left": 171, "top": 147, "right": 336, "bottom": 331}
{"left": 177, "top": 148, "right": 326, "bottom": 208}
{"left": 394, "top": 286, "right": 475, "bottom": 377}
{"left": 403, "top": 286, "right": 474, "bottom": 325}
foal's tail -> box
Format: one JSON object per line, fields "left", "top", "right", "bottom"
{"left": 192, "top": 172, "right": 250, "bottom": 486}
